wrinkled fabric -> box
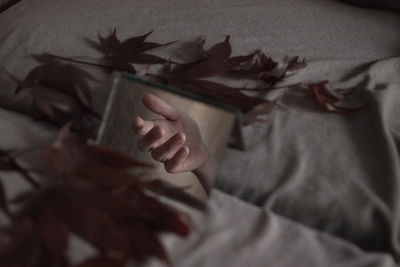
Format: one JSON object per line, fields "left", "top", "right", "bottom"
{"left": 1, "top": 0, "right": 400, "bottom": 266}
{"left": 217, "top": 57, "right": 400, "bottom": 259}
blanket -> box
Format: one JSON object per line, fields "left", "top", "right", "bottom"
{"left": 1, "top": 0, "right": 399, "bottom": 266}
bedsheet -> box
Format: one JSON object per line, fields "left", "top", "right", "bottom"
{"left": 0, "top": 109, "right": 397, "bottom": 267}
{"left": 1, "top": 0, "right": 400, "bottom": 266}
{"left": 217, "top": 57, "right": 400, "bottom": 259}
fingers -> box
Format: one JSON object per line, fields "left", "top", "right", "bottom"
{"left": 151, "top": 132, "right": 186, "bottom": 162}
{"left": 133, "top": 116, "right": 154, "bottom": 135}
{"left": 164, "top": 146, "right": 189, "bottom": 173}
{"left": 137, "top": 125, "right": 164, "bottom": 152}
{"left": 142, "top": 93, "right": 180, "bottom": 120}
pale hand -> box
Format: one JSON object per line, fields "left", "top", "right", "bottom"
{"left": 133, "top": 93, "right": 216, "bottom": 193}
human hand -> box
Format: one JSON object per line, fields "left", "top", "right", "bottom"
{"left": 133, "top": 93, "right": 211, "bottom": 176}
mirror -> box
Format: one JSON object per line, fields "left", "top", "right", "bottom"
{"left": 96, "top": 72, "right": 240, "bottom": 201}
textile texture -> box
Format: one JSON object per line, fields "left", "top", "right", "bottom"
{"left": 1, "top": 0, "right": 400, "bottom": 266}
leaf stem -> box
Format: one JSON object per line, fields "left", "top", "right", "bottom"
{"left": 48, "top": 54, "right": 136, "bottom": 74}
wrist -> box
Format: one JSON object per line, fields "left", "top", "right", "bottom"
{"left": 192, "top": 144, "right": 216, "bottom": 195}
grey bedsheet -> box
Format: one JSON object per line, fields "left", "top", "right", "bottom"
{"left": 1, "top": 0, "right": 400, "bottom": 266}
{"left": 217, "top": 57, "right": 400, "bottom": 259}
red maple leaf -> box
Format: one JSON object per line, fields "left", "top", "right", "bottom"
{"left": 307, "top": 79, "right": 367, "bottom": 114}
{"left": 234, "top": 52, "right": 306, "bottom": 89}
{"left": 89, "top": 29, "right": 173, "bottom": 73}
{"left": 0, "top": 124, "right": 194, "bottom": 267}
{"left": 11, "top": 55, "right": 100, "bottom": 125}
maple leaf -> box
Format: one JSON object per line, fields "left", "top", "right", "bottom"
{"left": 148, "top": 39, "right": 279, "bottom": 125}
{"left": 12, "top": 55, "right": 99, "bottom": 125}
{"left": 307, "top": 80, "right": 366, "bottom": 113}
{"left": 233, "top": 52, "right": 307, "bottom": 89}
{"left": 0, "top": 219, "right": 50, "bottom": 267}
{"left": 7, "top": 185, "right": 188, "bottom": 266}
{"left": 164, "top": 36, "right": 257, "bottom": 79}
{"left": 90, "top": 29, "right": 173, "bottom": 73}
{"left": 22, "top": 54, "right": 96, "bottom": 107}
{"left": 148, "top": 37, "right": 276, "bottom": 115}
{"left": 0, "top": 124, "right": 193, "bottom": 267}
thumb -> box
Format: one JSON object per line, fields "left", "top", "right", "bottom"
{"left": 142, "top": 93, "right": 180, "bottom": 120}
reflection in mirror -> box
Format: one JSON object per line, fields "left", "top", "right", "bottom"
{"left": 97, "top": 72, "right": 239, "bottom": 201}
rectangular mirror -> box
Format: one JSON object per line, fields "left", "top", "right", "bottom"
{"left": 96, "top": 72, "right": 240, "bottom": 201}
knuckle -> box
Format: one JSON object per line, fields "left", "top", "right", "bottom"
{"left": 165, "top": 163, "right": 175, "bottom": 173}
{"left": 151, "top": 150, "right": 163, "bottom": 162}
{"left": 167, "top": 140, "right": 179, "bottom": 151}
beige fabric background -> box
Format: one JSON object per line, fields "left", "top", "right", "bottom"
{"left": 1, "top": 0, "right": 400, "bottom": 266}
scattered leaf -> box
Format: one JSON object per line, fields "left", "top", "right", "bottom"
{"left": 233, "top": 53, "right": 306, "bottom": 88}
{"left": 169, "top": 36, "right": 257, "bottom": 79}
{"left": 96, "top": 29, "right": 173, "bottom": 73}
{"left": 0, "top": 121, "right": 193, "bottom": 267}
{"left": 13, "top": 56, "right": 100, "bottom": 125}
{"left": 307, "top": 80, "right": 365, "bottom": 113}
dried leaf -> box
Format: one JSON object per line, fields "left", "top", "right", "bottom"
{"left": 173, "top": 36, "right": 256, "bottom": 78}
{"left": 227, "top": 50, "right": 260, "bottom": 65}
{"left": 150, "top": 38, "right": 282, "bottom": 119}
{"left": 179, "top": 59, "right": 238, "bottom": 78}
{"left": 166, "top": 77, "right": 267, "bottom": 112}
{"left": 30, "top": 54, "right": 96, "bottom": 107}
{"left": 96, "top": 29, "right": 173, "bottom": 73}
{"left": 35, "top": 204, "right": 69, "bottom": 263}
{"left": 203, "top": 36, "right": 232, "bottom": 60}
{"left": 0, "top": 219, "right": 46, "bottom": 267}
{"left": 14, "top": 56, "right": 99, "bottom": 125}
{"left": 234, "top": 53, "right": 306, "bottom": 87}
{"left": 98, "top": 29, "right": 120, "bottom": 55}
{"left": 233, "top": 52, "right": 277, "bottom": 79}
{"left": 308, "top": 80, "right": 365, "bottom": 113}
{"left": 10, "top": 180, "right": 189, "bottom": 266}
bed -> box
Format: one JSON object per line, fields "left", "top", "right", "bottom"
{"left": 1, "top": 0, "right": 400, "bottom": 266}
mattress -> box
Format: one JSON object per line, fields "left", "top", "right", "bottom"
{"left": 0, "top": 0, "right": 399, "bottom": 266}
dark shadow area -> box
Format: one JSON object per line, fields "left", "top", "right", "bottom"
{"left": 0, "top": 0, "right": 22, "bottom": 13}
{"left": 340, "top": 0, "right": 400, "bottom": 12}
